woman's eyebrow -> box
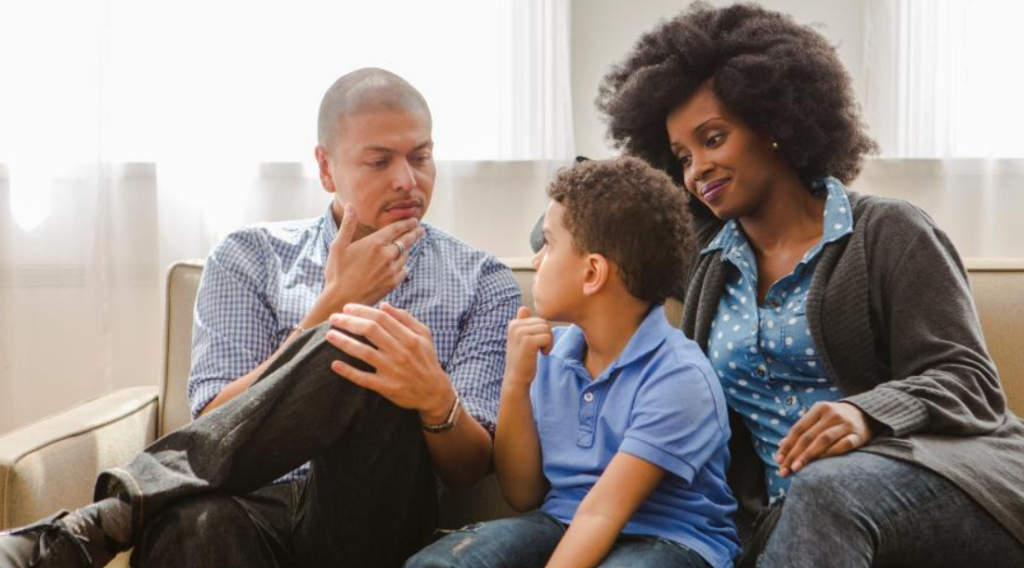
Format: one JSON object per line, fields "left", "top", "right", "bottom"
{"left": 693, "top": 116, "right": 725, "bottom": 135}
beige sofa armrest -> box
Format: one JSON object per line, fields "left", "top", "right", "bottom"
{"left": 0, "top": 386, "right": 159, "bottom": 530}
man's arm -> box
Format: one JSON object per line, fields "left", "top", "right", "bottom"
{"left": 199, "top": 204, "right": 424, "bottom": 416}
{"left": 546, "top": 453, "right": 666, "bottom": 568}
{"left": 326, "top": 259, "right": 521, "bottom": 490}
{"left": 326, "top": 303, "right": 493, "bottom": 489}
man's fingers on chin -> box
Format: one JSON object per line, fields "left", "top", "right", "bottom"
{"left": 378, "top": 218, "right": 419, "bottom": 242}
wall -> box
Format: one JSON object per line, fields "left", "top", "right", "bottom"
{"left": 570, "top": 0, "right": 870, "bottom": 159}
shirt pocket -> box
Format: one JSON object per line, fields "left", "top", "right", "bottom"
{"left": 781, "top": 305, "right": 821, "bottom": 362}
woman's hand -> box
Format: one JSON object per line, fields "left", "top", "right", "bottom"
{"left": 776, "top": 401, "right": 875, "bottom": 477}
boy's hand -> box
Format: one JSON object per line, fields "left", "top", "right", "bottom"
{"left": 504, "top": 307, "right": 553, "bottom": 387}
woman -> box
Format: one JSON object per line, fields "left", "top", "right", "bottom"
{"left": 597, "top": 3, "right": 1024, "bottom": 567}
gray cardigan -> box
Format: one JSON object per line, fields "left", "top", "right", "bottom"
{"left": 681, "top": 191, "right": 1024, "bottom": 546}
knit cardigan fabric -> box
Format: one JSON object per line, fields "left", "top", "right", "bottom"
{"left": 681, "top": 191, "right": 1024, "bottom": 546}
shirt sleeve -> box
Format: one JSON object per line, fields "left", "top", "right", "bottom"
{"left": 447, "top": 257, "right": 522, "bottom": 434}
{"left": 843, "top": 201, "right": 1005, "bottom": 437}
{"left": 187, "top": 229, "right": 279, "bottom": 418}
{"left": 619, "top": 361, "right": 729, "bottom": 485}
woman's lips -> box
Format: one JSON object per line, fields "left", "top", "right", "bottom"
{"left": 701, "top": 178, "right": 730, "bottom": 204}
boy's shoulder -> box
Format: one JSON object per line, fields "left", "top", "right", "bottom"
{"left": 651, "top": 325, "right": 717, "bottom": 377}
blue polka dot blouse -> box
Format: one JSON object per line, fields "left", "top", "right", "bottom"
{"left": 703, "top": 177, "right": 854, "bottom": 503}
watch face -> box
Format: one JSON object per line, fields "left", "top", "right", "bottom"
{"left": 421, "top": 395, "right": 460, "bottom": 433}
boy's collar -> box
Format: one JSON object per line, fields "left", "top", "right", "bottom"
{"left": 548, "top": 305, "right": 674, "bottom": 381}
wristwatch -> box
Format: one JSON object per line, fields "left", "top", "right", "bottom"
{"left": 421, "top": 389, "right": 461, "bottom": 434}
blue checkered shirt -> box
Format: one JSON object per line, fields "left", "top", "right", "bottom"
{"left": 188, "top": 205, "right": 521, "bottom": 483}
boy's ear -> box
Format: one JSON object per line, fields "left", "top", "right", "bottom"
{"left": 582, "top": 254, "right": 609, "bottom": 296}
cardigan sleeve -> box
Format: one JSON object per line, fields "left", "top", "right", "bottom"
{"left": 843, "top": 203, "right": 1007, "bottom": 437}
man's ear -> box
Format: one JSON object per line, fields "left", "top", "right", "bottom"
{"left": 582, "top": 254, "right": 609, "bottom": 296}
{"left": 315, "top": 145, "right": 336, "bottom": 193}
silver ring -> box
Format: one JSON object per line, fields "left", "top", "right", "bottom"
{"left": 389, "top": 240, "right": 406, "bottom": 259}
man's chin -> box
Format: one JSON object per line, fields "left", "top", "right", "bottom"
{"left": 381, "top": 208, "right": 425, "bottom": 224}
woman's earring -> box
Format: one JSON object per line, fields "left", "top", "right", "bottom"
{"left": 772, "top": 141, "right": 780, "bottom": 151}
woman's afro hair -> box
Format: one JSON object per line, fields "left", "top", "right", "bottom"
{"left": 597, "top": 2, "right": 878, "bottom": 186}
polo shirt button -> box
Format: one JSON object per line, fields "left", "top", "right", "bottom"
{"left": 756, "top": 368, "right": 766, "bottom": 378}
{"left": 583, "top": 392, "right": 595, "bottom": 403}
{"left": 786, "top": 396, "right": 796, "bottom": 406}
{"left": 769, "top": 299, "right": 781, "bottom": 309}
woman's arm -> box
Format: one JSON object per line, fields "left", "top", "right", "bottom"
{"left": 852, "top": 205, "right": 1005, "bottom": 434}
{"left": 778, "top": 202, "right": 1007, "bottom": 475}
{"left": 545, "top": 453, "right": 665, "bottom": 568}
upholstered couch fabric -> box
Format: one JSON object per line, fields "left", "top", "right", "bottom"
{"left": 1, "top": 257, "right": 1021, "bottom": 568}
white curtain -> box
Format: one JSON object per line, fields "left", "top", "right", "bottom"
{"left": 865, "top": 0, "right": 1024, "bottom": 157}
{"left": 0, "top": 0, "right": 573, "bottom": 433}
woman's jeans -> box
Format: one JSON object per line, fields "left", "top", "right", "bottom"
{"left": 751, "top": 451, "right": 1024, "bottom": 568}
{"left": 95, "top": 324, "right": 439, "bottom": 568}
{"left": 405, "top": 511, "right": 712, "bottom": 568}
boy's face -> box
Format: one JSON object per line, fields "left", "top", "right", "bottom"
{"left": 531, "top": 201, "right": 588, "bottom": 321}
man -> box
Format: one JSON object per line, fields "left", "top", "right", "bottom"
{"left": 0, "top": 68, "right": 521, "bottom": 568}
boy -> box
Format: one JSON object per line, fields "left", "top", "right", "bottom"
{"left": 406, "top": 157, "right": 739, "bottom": 568}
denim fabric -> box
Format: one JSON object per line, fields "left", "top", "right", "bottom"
{"left": 98, "top": 323, "right": 439, "bottom": 568}
{"left": 131, "top": 483, "right": 303, "bottom": 568}
{"left": 406, "top": 511, "right": 712, "bottom": 568}
{"left": 753, "top": 451, "right": 1024, "bottom": 568}
{"left": 189, "top": 205, "right": 520, "bottom": 484}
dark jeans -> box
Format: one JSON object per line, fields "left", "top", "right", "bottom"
{"left": 405, "top": 511, "right": 712, "bottom": 568}
{"left": 744, "top": 451, "right": 1024, "bottom": 568}
{"left": 96, "top": 323, "right": 439, "bottom": 568}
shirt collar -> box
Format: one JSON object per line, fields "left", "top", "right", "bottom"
{"left": 549, "top": 305, "right": 674, "bottom": 381}
{"left": 320, "top": 204, "right": 338, "bottom": 250}
{"left": 814, "top": 176, "right": 854, "bottom": 246}
{"left": 699, "top": 176, "right": 854, "bottom": 258}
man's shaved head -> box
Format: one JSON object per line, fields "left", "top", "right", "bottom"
{"left": 317, "top": 68, "right": 431, "bottom": 149}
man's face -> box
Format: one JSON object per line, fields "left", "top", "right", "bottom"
{"left": 316, "top": 109, "right": 435, "bottom": 237}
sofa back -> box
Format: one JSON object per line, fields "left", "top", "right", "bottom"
{"left": 965, "top": 260, "right": 1024, "bottom": 413}
{"left": 162, "top": 258, "right": 1024, "bottom": 436}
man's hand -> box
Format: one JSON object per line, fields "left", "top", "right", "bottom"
{"left": 324, "top": 302, "right": 454, "bottom": 423}
{"left": 776, "top": 401, "right": 874, "bottom": 477}
{"left": 320, "top": 203, "right": 426, "bottom": 311}
{"left": 504, "top": 307, "right": 553, "bottom": 388}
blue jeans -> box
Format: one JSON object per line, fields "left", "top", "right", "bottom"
{"left": 96, "top": 324, "right": 439, "bottom": 568}
{"left": 756, "top": 451, "right": 1024, "bottom": 568}
{"left": 405, "top": 511, "right": 712, "bottom": 568}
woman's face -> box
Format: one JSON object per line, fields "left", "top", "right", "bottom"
{"left": 665, "top": 86, "right": 782, "bottom": 220}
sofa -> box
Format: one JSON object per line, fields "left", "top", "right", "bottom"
{"left": 2, "top": 257, "right": 1022, "bottom": 566}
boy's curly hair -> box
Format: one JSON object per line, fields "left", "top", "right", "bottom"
{"left": 546, "top": 157, "right": 695, "bottom": 304}
{"left": 597, "top": 2, "right": 877, "bottom": 188}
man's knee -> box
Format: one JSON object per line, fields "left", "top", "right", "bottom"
{"left": 133, "top": 495, "right": 261, "bottom": 566}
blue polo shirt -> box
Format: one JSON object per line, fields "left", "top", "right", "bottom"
{"left": 531, "top": 306, "right": 740, "bottom": 568}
